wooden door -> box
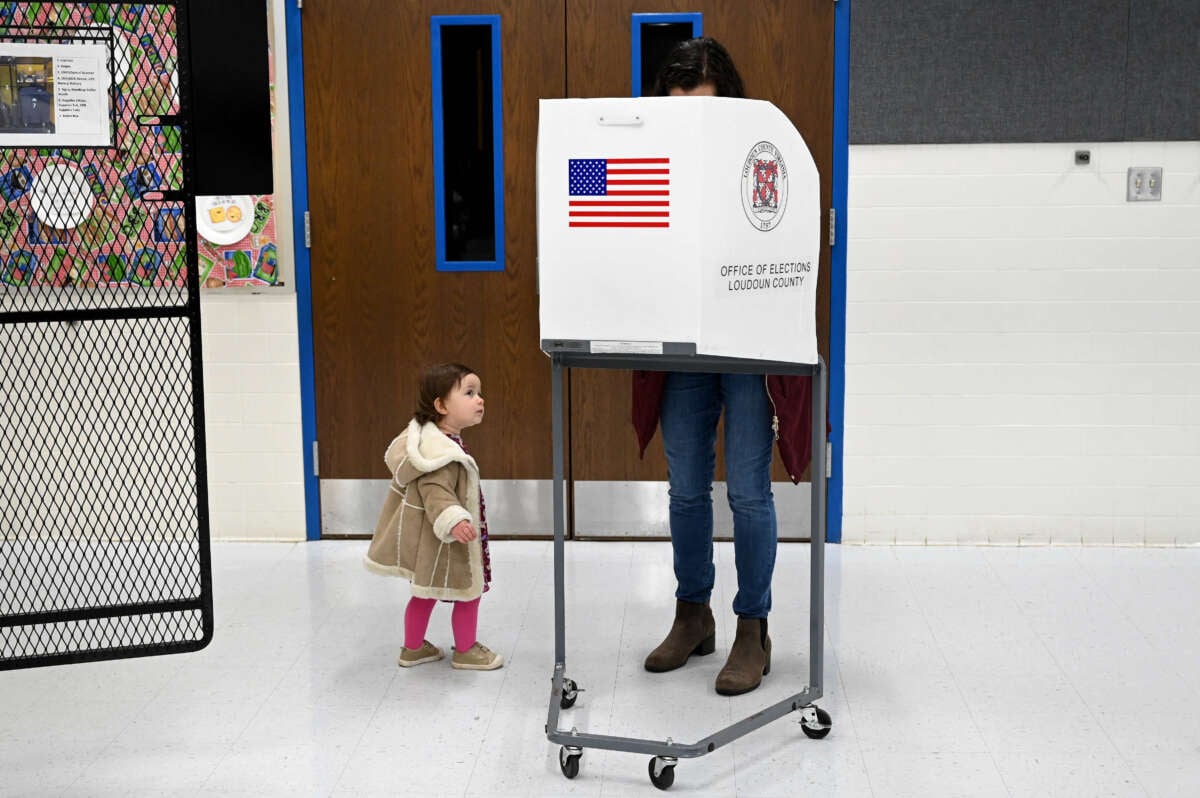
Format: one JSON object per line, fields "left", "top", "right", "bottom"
{"left": 301, "top": 0, "right": 833, "bottom": 537}
{"left": 302, "top": 0, "right": 565, "bottom": 533}
{"left": 566, "top": 0, "right": 834, "bottom": 538}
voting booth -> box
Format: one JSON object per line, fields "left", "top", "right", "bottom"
{"left": 538, "top": 96, "right": 820, "bottom": 364}
{"left": 537, "top": 97, "right": 832, "bottom": 789}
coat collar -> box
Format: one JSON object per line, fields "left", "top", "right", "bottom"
{"left": 386, "top": 418, "right": 477, "bottom": 477}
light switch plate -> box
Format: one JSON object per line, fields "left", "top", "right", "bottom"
{"left": 1127, "top": 167, "right": 1163, "bottom": 201}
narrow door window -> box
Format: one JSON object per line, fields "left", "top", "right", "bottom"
{"left": 631, "top": 13, "right": 702, "bottom": 97}
{"left": 432, "top": 16, "right": 504, "bottom": 271}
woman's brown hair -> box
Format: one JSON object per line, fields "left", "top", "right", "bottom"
{"left": 651, "top": 37, "right": 745, "bottom": 99}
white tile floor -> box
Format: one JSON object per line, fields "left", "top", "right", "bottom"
{"left": 3, "top": 541, "right": 1199, "bottom": 797}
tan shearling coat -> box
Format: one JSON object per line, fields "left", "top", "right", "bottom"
{"left": 363, "top": 419, "right": 484, "bottom": 601}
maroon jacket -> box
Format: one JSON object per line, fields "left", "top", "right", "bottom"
{"left": 631, "top": 371, "right": 816, "bottom": 484}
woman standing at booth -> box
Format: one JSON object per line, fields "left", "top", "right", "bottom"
{"left": 634, "top": 37, "right": 815, "bottom": 696}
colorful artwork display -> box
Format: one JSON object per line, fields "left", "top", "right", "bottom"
{"left": 0, "top": 3, "right": 278, "bottom": 289}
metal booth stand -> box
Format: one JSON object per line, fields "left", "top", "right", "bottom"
{"left": 543, "top": 348, "right": 832, "bottom": 790}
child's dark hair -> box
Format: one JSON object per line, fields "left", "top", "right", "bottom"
{"left": 651, "top": 37, "right": 745, "bottom": 99}
{"left": 414, "top": 362, "right": 476, "bottom": 425}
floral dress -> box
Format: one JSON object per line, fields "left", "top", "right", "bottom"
{"left": 447, "top": 433, "right": 491, "bottom": 592}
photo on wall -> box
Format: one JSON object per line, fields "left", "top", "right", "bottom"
{"left": 0, "top": 56, "right": 55, "bottom": 134}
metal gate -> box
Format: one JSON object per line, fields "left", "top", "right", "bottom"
{"left": 0, "top": 2, "right": 211, "bottom": 670}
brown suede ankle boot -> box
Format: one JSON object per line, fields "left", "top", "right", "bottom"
{"left": 644, "top": 599, "right": 717, "bottom": 672}
{"left": 714, "top": 617, "right": 771, "bottom": 695}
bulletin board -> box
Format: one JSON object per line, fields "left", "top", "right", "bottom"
{"left": 0, "top": 2, "right": 278, "bottom": 289}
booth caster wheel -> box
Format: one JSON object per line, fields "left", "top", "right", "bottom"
{"left": 559, "top": 746, "right": 582, "bottom": 779}
{"left": 649, "top": 756, "right": 677, "bottom": 790}
{"left": 560, "top": 678, "right": 580, "bottom": 709}
{"left": 800, "top": 704, "right": 832, "bottom": 739}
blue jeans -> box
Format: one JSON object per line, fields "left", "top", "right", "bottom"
{"left": 660, "top": 372, "right": 777, "bottom": 618}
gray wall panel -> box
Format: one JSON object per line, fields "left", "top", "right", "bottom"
{"left": 851, "top": 1, "right": 1198, "bottom": 144}
{"left": 1124, "top": 1, "right": 1200, "bottom": 141}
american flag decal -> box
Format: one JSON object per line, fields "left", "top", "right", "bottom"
{"left": 568, "top": 157, "right": 670, "bottom": 228}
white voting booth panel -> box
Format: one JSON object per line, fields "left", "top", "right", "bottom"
{"left": 537, "top": 96, "right": 820, "bottom": 365}
{"left": 536, "top": 99, "right": 833, "bottom": 784}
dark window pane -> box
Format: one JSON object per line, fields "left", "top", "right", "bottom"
{"left": 640, "top": 22, "right": 694, "bottom": 97}
{"left": 440, "top": 24, "right": 495, "bottom": 262}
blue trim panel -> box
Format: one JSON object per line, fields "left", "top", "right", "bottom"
{"left": 432, "top": 16, "right": 505, "bottom": 272}
{"left": 285, "top": 0, "right": 321, "bottom": 540}
{"left": 828, "top": 0, "right": 850, "bottom": 543}
{"left": 630, "top": 13, "right": 702, "bottom": 97}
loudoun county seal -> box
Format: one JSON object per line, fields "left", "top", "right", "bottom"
{"left": 741, "top": 141, "right": 788, "bottom": 232}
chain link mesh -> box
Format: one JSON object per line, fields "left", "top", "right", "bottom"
{"left": 0, "top": 2, "right": 211, "bottom": 669}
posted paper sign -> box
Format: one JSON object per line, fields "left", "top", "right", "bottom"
{"left": 537, "top": 97, "right": 820, "bottom": 364}
{"left": 0, "top": 43, "right": 112, "bottom": 147}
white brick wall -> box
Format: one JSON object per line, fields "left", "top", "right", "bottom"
{"left": 844, "top": 142, "right": 1200, "bottom": 545}
{"left": 199, "top": 0, "right": 305, "bottom": 542}
{"left": 200, "top": 292, "right": 305, "bottom": 540}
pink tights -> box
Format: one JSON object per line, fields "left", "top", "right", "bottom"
{"left": 404, "top": 596, "right": 480, "bottom": 652}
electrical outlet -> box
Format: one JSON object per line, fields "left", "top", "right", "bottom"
{"left": 1127, "top": 167, "right": 1163, "bottom": 201}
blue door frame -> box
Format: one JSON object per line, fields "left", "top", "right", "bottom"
{"left": 828, "top": 0, "right": 850, "bottom": 542}
{"left": 284, "top": 2, "right": 850, "bottom": 543}
{"left": 283, "top": 2, "right": 320, "bottom": 540}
